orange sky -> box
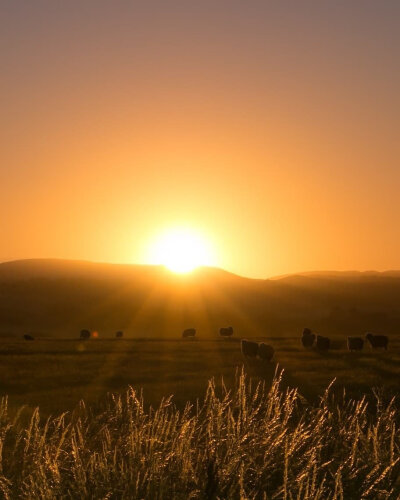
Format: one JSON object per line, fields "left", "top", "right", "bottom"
{"left": 1, "top": 2, "right": 400, "bottom": 278}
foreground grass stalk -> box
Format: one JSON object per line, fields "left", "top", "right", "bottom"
{"left": 0, "top": 369, "right": 398, "bottom": 499}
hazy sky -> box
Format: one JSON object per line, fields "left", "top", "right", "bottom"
{"left": 1, "top": 1, "right": 400, "bottom": 278}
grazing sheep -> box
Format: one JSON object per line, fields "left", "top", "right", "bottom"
{"left": 365, "top": 333, "right": 388, "bottom": 350}
{"left": 23, "top": 334, "right": 34, "bottom": 341}
{"left": 80, "top": 329, "right": 91, "bottom": 340}
{"left": 316, "top": 335, "right": 330, "bottom": 351}
{"left": 115, "top": 331, "right": 123, "bottom": 338}
{"left": 182, "top": 328, "right": 196, "bottom": 339}
{"left": 258, "top": 343, "right": 274, "bottom": 361}
{"left": 241, "top": 339, "right": 259, "bottom": 358}
{"left": 219, "top": 326, "right": 233, "bottom": 337}
{"left": 347, "top": 336, "right": 364, "bottom": 352}
{"left": 301, "top": 328, "right": 316, "bottom": 348}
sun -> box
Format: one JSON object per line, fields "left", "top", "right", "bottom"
{"left": 148, "top": 228, "right": 215, "bottom": 273}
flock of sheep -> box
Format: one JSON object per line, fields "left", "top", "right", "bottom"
{"left": 22, "top": 327, "right": 389, "bottom": 361}
{"left": 182, "top": 326, "right": 275, "bottom": 361}
{"left": 301, "top": 328, "right": 389, "bottom": 351}
{"left": 181, "top": 326, "right": 390, "bottom": 363}
{"left": 181, "top": 327, "right": 275, "bottom": 361}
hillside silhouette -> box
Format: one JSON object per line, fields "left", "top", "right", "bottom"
{"left": 1, "top": 259, "right": 399, "bottom": 338}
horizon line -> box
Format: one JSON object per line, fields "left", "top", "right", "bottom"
{"left": 0, "top": 257, "right": 399, "bottom": 281}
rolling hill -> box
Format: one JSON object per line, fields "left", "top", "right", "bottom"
{"left": 0, "top": 259, "right": 399, "bottom": 338}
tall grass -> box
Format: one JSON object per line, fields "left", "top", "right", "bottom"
{"left": 0, "top": 370, "right": 399, "bottom": 499}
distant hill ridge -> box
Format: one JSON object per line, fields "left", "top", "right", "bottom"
{"left": 1, "top": 258, "right": 399, "bottom": 281}
{"left": 0, "top": 259, "right": 399, "bottom": 338}
{"left": 0, "top": 258, "right": 240, "bottom": 280}
{"left": 270, "top": 270, "right": 400, "bottom": 280}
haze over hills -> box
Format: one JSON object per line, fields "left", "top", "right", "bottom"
{"left": 0, "top": 259, "right": 399, "bottom": 338}
{"left": 271, "top": 270, "right": 400, "bottom": 280}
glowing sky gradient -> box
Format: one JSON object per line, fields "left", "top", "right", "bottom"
{"left": 1, "top": 1, "right": 399, "bottom": 278}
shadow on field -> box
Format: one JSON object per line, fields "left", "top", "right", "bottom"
{"left": 340, "top": 352, "right": 400, "bottom": 384}
{"left": 249, "top": 341, "right": 400, "bottom": 403}
{"left": 240, "top": 357, "right": 317, "bottom": 402}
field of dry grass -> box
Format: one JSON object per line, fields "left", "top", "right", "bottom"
{"left": 0, "top": 332, "right": 399, "bottom": 497}
{"left": 0, "top": 334, "right": 399, "bottom": 417}
{"left": 0, "top": 370, "right": 399, "bottom": 498}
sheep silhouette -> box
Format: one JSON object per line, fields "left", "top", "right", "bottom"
{"left": 80, "top": 329, "right": 91, "bottom": 340}
{"left": 347, "top": 337, "right": 364, "bottom": 351}
{"left": 182, "top": 328, "right": 196, "bottom": 339}
{"left": 219, "top": 326, "right": 233, "bottom": 337}
{"left": 241, "top": 339, "right": 259, "bottom": 357}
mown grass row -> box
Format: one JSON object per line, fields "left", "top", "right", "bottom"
{"left": 0, "top": 370, "right": 399, "bottom": 499}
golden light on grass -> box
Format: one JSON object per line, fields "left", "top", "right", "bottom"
{"left": 147, "top": 228, "right": 216, "bottom": 273}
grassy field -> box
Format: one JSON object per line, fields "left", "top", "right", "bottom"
{"left": 0, "top": 369, "right": 399, "bottom": 499}
{"left": 0, "top": 333, "right": 399, "bottom": 417}
{"left": 0, "top": 334, "right": 399, "bottom": 498}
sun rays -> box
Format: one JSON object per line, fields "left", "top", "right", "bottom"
{"left": 147, "top": 228, "right": 216, "bottom": 273}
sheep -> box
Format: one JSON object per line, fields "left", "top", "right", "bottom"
{"left": 219, "top": 326, "right": 233, "bottom": 337}
{"left": 241, "top": 339, "right": 259, "bottom": 357}
{"left": 80, "top": 329, "right": 91, "bottom": 340}
{"left": 23, "top": 334, "right": 34, "bottom": 341}
{"left": 258, "top": 343, "right": 274, "bottom": 361}
{"left": 316, "top": 335, "right": 330, "bottom": 351}
{"left": 347, "top": 336, "right": 364, "bottom": 352}
{"left": 301, "top": 328, "right": 316, "bottom": 348}
{"left": 115, "top": 331, "right": 123, "bottom": 338}
{"left": 365, "top": 333, "right": 388, "bottom": 350}
{"left": 182, "top": 328, "right": 196, "bottom": 339}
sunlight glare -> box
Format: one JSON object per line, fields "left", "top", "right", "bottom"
{"left": 148, "top": 228, "right": 215, "bottom": 273}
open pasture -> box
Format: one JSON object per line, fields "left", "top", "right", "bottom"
{"left": 0, "top": 334, "right": 399, "bottom": 416}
